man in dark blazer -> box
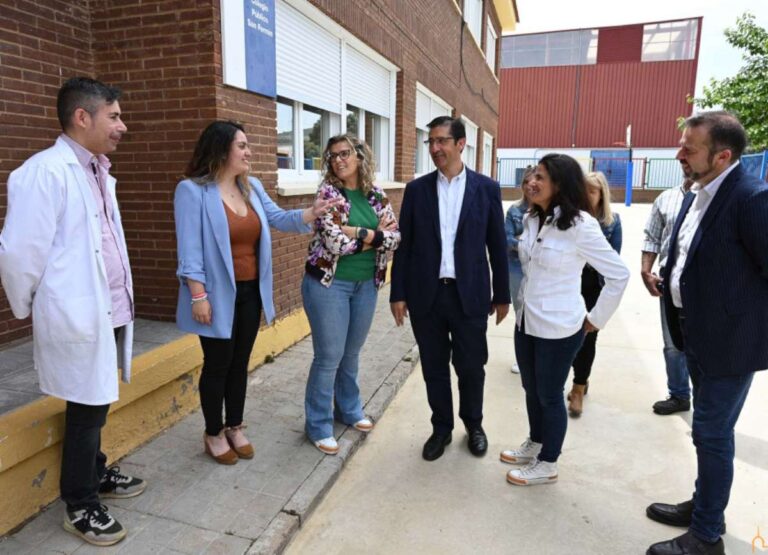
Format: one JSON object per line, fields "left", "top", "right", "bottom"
{"left": 646, "top": 112, "right": 768, "bottom": 555}
{"left": 390, "top": 116, "right": 510, "bottom": 461}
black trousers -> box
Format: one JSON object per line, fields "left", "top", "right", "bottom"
{"left": 199, "top": 280, "right": 262, "bottom": 436}
{"left": 410, "top": 281, "right": 488, "bottom": 435}
{"left": 60, "top": 326, "right": 122, "bottom": 510}
{"left": 572, "top": 267, "right": 602, "bottom": 385}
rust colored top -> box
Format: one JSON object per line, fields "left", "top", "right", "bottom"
{"left": 224, "top": 201, "right": 261, "bottom": 281}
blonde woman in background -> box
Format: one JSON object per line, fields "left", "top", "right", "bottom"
{"left": 504, "top": 167, "right": 534, "bottom": 373}
{"left": 567, "top": 171, "right": 623, "bottom": 416}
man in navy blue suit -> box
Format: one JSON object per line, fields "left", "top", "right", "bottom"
{"left": 390, "top": 116, "right": 510, "bottom": 461}
{"left": 646, "top": 112, "right": 768, "bottom": 555}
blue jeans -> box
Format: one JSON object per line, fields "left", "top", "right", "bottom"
{"left": 508, "top": 258, "right": 524, "bottom": 314}
{"left": 514, "top": 322, "right": 585, "bottom": 463}
{"left": 686, "top": 351, "right": 754, "bottom": 543}
{"left": 302, "top": 275, "right": 377, "bottom": 442}
{"left": 660, "top": 298, "right": 690, "bottom": 399}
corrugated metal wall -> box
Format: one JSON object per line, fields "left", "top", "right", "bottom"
{"left": 499, "top": 59, "right": 696, "bottom": 148}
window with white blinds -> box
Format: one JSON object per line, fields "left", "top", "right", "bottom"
{"left": 462, "top": 116, "right": 478, "bottom": 171}
{"left": 464, "top": 0, "right": 483, "bottom": 46}
{"left": 415, "top": 84, "right": 453, "bottom": 176}
{"left": 483, "top": 132, "right": 494, "bottom": 177}
{"left": 485, "top": 16, "right": 497, "bottom": 73}
{"left": 275, "top": 1, "right": 340, "bottom": 114}
{"left": 274, "top": 0, "right": 398, "bottom": 185}
{"left": 415, "top": 87, "right": 451, "bottom": 131}
{"left": 345, "top": 46, "right": 391, "bottom": 118}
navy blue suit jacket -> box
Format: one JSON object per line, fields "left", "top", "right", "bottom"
{"left": 390, "top": 168, "right": 510, "bottom": 318}
{"left": 662, "top": 164, "right": 768, "bottom": 377}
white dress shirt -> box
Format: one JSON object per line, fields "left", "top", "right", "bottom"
{"left": 437, "top": 165, "right": 467, "bottom": 279}
{"left": 516, "top": 208, "right": 630, "bottom": 339}
{"left": 670, "top": 162, "right": 739, "bottom": 308}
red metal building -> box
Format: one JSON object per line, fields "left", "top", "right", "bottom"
{"left": 498, "top": 17, "right": 701, "bottom": 149}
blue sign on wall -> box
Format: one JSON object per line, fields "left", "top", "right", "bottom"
{"left": 244, "top": 0, "right": 276, "bottom": 98}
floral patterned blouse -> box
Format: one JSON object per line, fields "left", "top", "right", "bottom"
{"left": 305, "top": 182, "right": 401, "bottom": 288}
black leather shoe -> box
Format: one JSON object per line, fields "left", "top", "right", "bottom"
{"left": 653, "top": 396, "right": 691, "bottom": 415}
{"left": 422, "top": 433, "right": 451, "bottom": 461}
{"left": 467, "top": 427, "right": 488, "bottom": 457}
{"left": 646, "top": 531, "right": 724, "bottom": 555}
{"left": 646, "top": 500, "right": 726, "bottom": 533}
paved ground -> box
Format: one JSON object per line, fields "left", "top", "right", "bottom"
{"left": 285, "top": 203, "right": 768, "bottom": 555}
{"left": 0, "top": 319, "right": 187, "bottom": 416}
{"left": 0, "top": 288, "right": 418, "bottom": 554}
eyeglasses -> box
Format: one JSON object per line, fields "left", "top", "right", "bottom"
{"left": 423, "top": 136, "right": 455, "bottom": 147}
{"left": 326, "top": 149, "right": 352, "bottom": 162}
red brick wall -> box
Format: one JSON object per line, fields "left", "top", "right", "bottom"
{"left": 0, "top": 0, "right": 95, "bottom": 344}
{"left": 90, "top": 0, "right": 219, "bottom": 321}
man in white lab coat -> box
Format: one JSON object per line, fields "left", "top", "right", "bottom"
{"left": 0, "top": 77, "right": 145, "bottom": 547}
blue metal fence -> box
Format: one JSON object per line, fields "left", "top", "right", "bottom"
{"left": 498, "top": 151, "right": 768, "bottom": 189}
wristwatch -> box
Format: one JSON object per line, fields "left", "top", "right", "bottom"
{"left": 356, "top": 227, "right": 368, "bottom": 240}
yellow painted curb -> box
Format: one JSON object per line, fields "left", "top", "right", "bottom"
{"left": 0, "top": 308, "right": 310, "bottom": 536}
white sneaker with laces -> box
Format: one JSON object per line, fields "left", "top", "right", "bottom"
{"left": 499, "top": 438, "right": 542, "bottom": 464}
{"left": 506, "top": 459, "right": 558, "bottom": 486}
{"left": 314, "top": 437, "right": 339, "bottom": 455}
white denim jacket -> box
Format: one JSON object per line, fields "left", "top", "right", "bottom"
{"left": 516, "top": 208, "right": 630, "bottom": 339}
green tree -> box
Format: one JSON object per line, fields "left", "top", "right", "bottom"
{"left": 697, "top": 12, "right": 768, "bottom": 151}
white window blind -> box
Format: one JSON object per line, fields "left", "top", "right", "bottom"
{"left": 416, "top": 90, "right": 432, "bottom": 130}
{"left": 276, "top": 0, "right": 341, "bottom": 114}
{"left": 345, "top": 46, "right": 391, "bottom": 118}
{"left": 485, "top": 17, "right": 497, "bottom": 72}
{"left": 462, "top": 116, "right": 478, "bottom": 170}
{"left": 464, "top": 0, "right": 483, "bottom": 45}
{"left": 483, "top": 132, "right": 494, "bottom": 176}
{"left": 415, "top": 85, "right": 451, "bottom": 130}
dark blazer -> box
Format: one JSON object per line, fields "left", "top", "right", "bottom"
{"left": 390, "top": 168, "right": 510, "bottom": 318}
{"left": 662, "top": 164, "right": 768, "bottom": 377}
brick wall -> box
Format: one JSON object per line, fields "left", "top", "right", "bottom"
{"left": 0, "top": 0, "right": 95, "bottom": 344}
{"left": 90, "top": 0, "right": 219, "bottom": 321}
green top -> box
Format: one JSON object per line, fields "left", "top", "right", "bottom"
{"left": 335, "top": 188, "right": 378, "bottom": 282}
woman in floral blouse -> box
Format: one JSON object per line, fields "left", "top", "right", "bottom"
{"left": 302, "top": 134, "right": 400, "bottom": 455}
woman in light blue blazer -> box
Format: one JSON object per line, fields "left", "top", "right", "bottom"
{"left": 174, "top": 121, "right": 338, "bottom": 465}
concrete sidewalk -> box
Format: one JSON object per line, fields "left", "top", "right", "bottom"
{"left": 0, "top": 285, "right": 418, "bottom": 555}
{"left": 285, "top": 203, "right": 768, "bottom": 555}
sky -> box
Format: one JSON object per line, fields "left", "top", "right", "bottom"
{"left": 512, "top": 0, "right": 768, "bottom": 99}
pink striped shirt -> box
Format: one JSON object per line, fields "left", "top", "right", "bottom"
{"left": 61, "top": 134, "right": 133, "bottom": 327}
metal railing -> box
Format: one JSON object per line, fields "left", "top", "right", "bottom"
{"left": 498, "top": 151, "right": 768, "bottom": 189}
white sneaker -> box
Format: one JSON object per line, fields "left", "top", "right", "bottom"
{"left": 353, "top": 417, "right": 374, "bottom": 432}
{"left": 511, "top": 363, "right": 520, "bottom": 374}
{"left": 506, "top": 459, "right": 558, "bottom": 486}
{"left": 314, "top": 437, "right": 339, "bottom": 455}
{"left": 500, "top": 438, "right": 542, "bottom": 464}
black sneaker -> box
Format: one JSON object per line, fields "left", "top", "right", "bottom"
{"left": 653, "top": 396, "right": 691, "bottom": 415}
{"left": 99, "top": 466, "right": 147, "bottom": 499}
{"left": 63, "top": 504, "right": 126, "bottom": 546}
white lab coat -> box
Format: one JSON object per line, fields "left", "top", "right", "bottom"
{"left": 0, "top": 137, "right": 134, "bottom": 405}
{"left": 516, "top": 208, "right": 629, "bottom": 339}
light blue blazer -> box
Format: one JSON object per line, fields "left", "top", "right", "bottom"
{"left": 174, "top": 176, "right": 311, "bottom": 338}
